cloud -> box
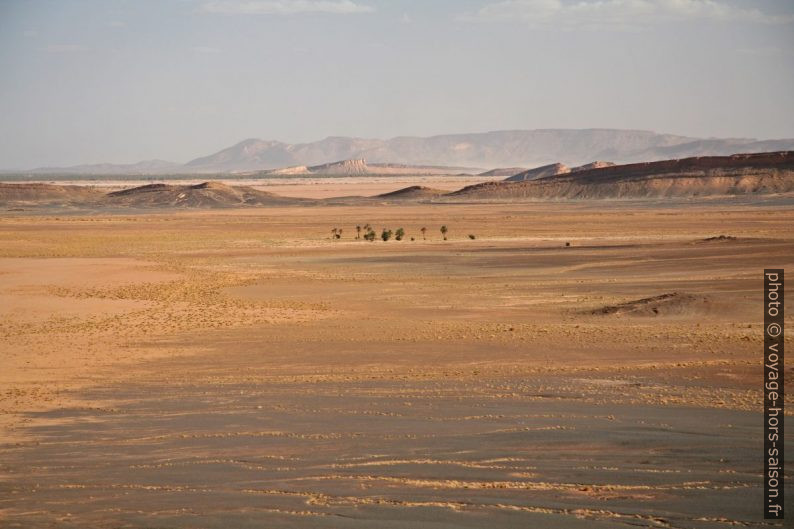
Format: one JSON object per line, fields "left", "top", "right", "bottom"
{"left": 45, "top": 44, "right": 89, "bottom": 53}
{"left": 461, "top": 0, "right": 794, "bottom": 30}
{"left": 201, "top": 0, "right": 374, "bottom": 15}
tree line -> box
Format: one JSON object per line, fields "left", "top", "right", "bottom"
{"left": 329, "top": 224, "right": 472, "bottom": 241}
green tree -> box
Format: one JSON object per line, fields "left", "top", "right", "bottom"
{"left": 364, "top": 229, "right": 376, "bottom": 242}
{"left": 381, "top": 229, "right": 393, "bottom": 242}
{"left": 395, "top": 228, "right": 405, "bottom": 241}
{"left": 440, "top": 225, "right": 448, "bottom": 240}
{"left": 355, "top": 225, "right": 362, "bottom": 239}
{"left": 420, "top": 227, "right": 427, "bottom": 240}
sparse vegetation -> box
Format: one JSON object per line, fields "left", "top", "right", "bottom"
{"left": 440, "top": 225, "right": 448, "bottom": 240}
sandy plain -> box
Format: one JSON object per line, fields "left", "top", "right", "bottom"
{"left": 0, "top": 190, "right": 792, "bottom": 527}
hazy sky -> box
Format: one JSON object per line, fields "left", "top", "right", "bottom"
{"left": 1, "top": 0, "right": 793, "bottom": 168}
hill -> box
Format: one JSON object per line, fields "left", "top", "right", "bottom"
{"left": 447, "top": 152, "right": 794, "bottom": 200}
{"left": 105, "top": 181, "right": 309, "bottom": 208}
{"left": 375, "top": 186, "right": 445, "bottom": 200}
{"left": 478, "top": 167, "right": 527, "bottom": 177}
{"left": 506, "top": 161, "right": 616, "bottom": 181}
{"left": 506, "top": 163, "right": 571, "bottom": 181}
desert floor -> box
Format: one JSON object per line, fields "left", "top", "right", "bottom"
{"left": 0, "top": 201, "right": 792, "bottom": 528}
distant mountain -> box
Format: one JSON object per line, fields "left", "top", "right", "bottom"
{"left": 20, "top": 159, "right": 180, "bottom": 176}
{"left": 184, "top": 130, "right": 794, "bottom": 174}
{"left": 10, "top": 129, "right": 794, "bottom": 176}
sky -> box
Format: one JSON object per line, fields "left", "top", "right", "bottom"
{"left": 1, "top": 0, "right": 793, "bottom": 168}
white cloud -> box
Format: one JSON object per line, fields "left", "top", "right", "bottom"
{"left": 461, "top": 0, "right": 794, "bottom": 30}
{"left": 201, "top": 0, "right": 374, "bottom": 15}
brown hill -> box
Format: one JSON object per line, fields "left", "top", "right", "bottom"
{"left": 478, "top": 167, "right": 527, "bottom": 177}
{"left": 0, "top": 183, "right": 105, "bottom": 207}
{"left": 105, "top": 181, "right": 310, "bottom": 208}
{"left": 506, "top": 163, "right": 570, "bottom": 181}
{"left": 571, "top": 161, "right": 616, "bottom": 172}
{"left": 448, "top": 152, "right": 794, "bottom": 200}
{"left": 375, "top": 186, "right": 444, "bottom": 200}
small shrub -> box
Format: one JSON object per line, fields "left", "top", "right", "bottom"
{"left": 468, "top": 234, "right": 476, "bottom": 240}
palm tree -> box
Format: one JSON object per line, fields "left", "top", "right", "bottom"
{"left": 440, "top": 225, "right": 448, "bottom": 241}
{"left": 356, "top": 225, "right": 362, "bottom": 239}
{"left": 420, "top": 227, "right": 427, "bottom": 240}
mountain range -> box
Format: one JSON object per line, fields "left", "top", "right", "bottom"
{"left": 11, "top": 129, "right": 794, "bottom": 176}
